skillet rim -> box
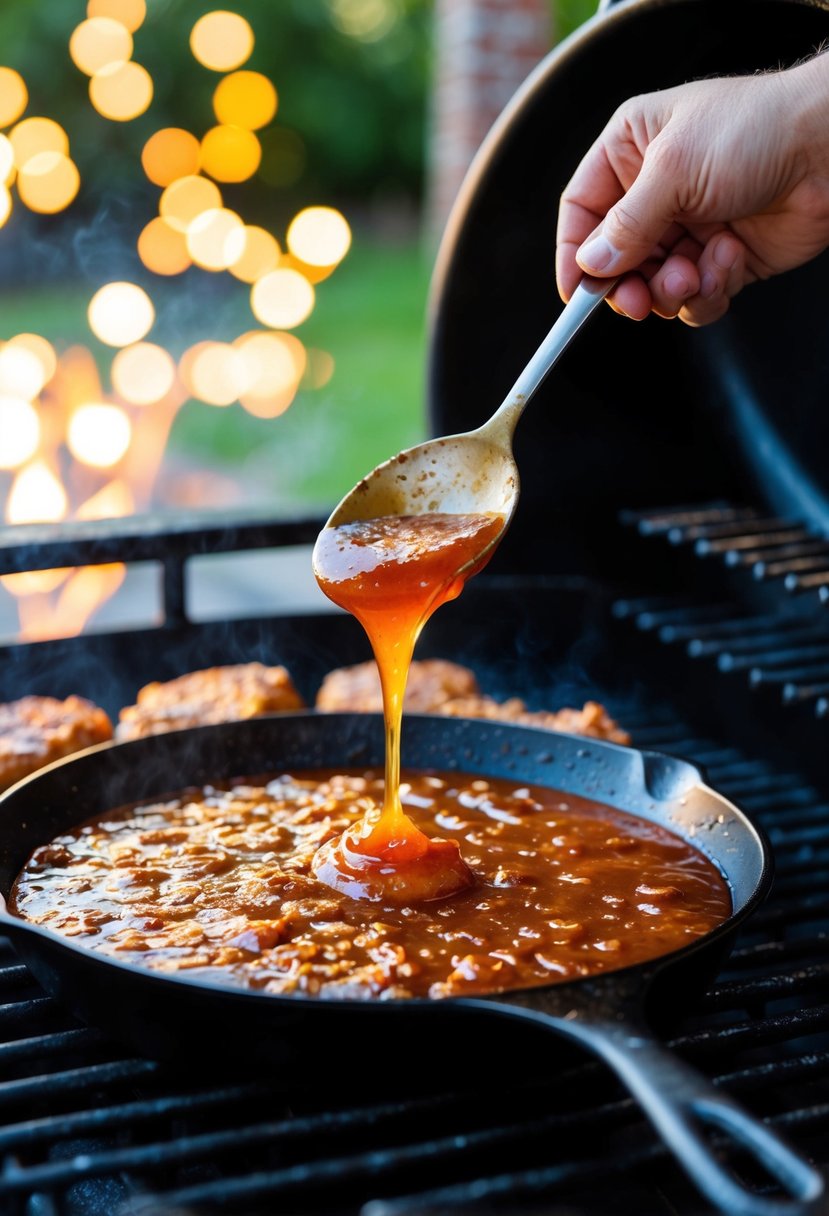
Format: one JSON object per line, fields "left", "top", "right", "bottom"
{"left": 0, "top": 713, "right": 773, "bottom": 1014}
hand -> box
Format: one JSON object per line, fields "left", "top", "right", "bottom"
{"left": 556, "top": 55, "right": 829, "bottom": 324}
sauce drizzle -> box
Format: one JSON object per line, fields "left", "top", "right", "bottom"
{"left": 312, "top": 511, "right": 504, "bottom": 902}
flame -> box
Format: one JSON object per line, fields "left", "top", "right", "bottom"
{"left": 8, "top": 563, "right": 126, "bottom": 643}
{"left": 7, "top": 461, "right": 68, "bottom": 523}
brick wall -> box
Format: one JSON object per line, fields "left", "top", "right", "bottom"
{"left": 427, "top": 0, "right": 553, "bottom": 239}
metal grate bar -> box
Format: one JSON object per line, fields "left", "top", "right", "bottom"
{"left": 701, "top": 964, "right": 829, "bottom": 1010}
{"left": 0, "top": 965, "right": 33, "bottom": 991}
{"left": 730, "top": 540, "right": 829, "bottom": 568}
{"left": 670, "top": 1003, "right": 829, "bottom": 1055}
{"left": 0, "top": 1059, "right": 157, "bottom": 1108}
{"left": 0, "top": 510, "right": 322, "bottom": 576}
{"left": 363, "top": 1102, "right": 829, "bottom": 1216}
{"left": 0, "top": 1028, "right": 102, "bottom": 1064}
{"left": 618, "top": 502, "right": 747, "bottom": 531}
{"left": 0, "top": 1083, "right": 288, "bottom": 1153}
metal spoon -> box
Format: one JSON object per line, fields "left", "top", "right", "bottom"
{"left": 320, "top": 276, "right": 617, "bottom": 557}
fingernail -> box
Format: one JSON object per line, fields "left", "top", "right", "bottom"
{"left": 577, "top": 235, "right": 618, "bottom": 272}
{"left": 700, "top": 271, "right": 718, "bottom": 299}
{"left": 664, "top": 271, "right": 692, "bottom": 298}
{"left": 713, "top": 238, "right": 739, "bottom": 271}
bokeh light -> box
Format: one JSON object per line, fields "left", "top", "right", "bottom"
{"left": 90, "top": 61, "right": 153, "bottom": 121}
{"left": 228, "top": 225, "right": 280, "bottom": 283}
{"left": 0, "top": 344, "right": 47, "bottom": 398}
{"left": 159, "top": 174, "right": 222, "bottom": 232}
{"left": 304, "top": 348, "right": 336, "bottom": 389}
{"left": 279, "top": 251, "right": 337, "bottom": 285}
{"left": 0, "top": 397, "right": 40, "bottom": 469}
{"left": 182, "top": 341, "right": 247, "bottom": 406}
{"left": 6, "top": 334, "right": 57, "bottom": 388}
{"left": 112, "top": 342, "right": 176, "bottom": 404}
{"left": 10, "top": 118, "right": 68, "bottom": 169}
{"left": 190, "top": 11, "right": 254, "bottom": 72}
{"left": 0, "top": 135, "right": 15, "bottom": 184}
{"left": 69, "top": 17, "right": 133, "bottom": 76}
{"left": 186, "top": 207, "right": 244, "bottom": 271}
{"left": 0, "top": 69, "right": 28, "bottom": 130}
{"left": 251, "top": 268, "right": 314, "bottom": 329}
{"left": 88, "top": 282, "right": 155, "bottom": 346}
{"left": 200, "top": 124, "right": 260, "bottom": 183}
{"left": 7, "top": 462, "right": 68, "bottom": 523}
{"left": 235, "top": 329, "right": 306, "bottom": 417}
{"left": 0, "top": 185, "right": 11, "bottom": 229}
{"left": 330, "top": 0, "right": 400, "bottom": 42}
{"left": 213, "top": 71, "right": 277, "bottom": 130}
{"left": 287, "top": 206, "right": 351, "bottom": 267}
{"left": 87, "top": 0, "right": 146, "bottom": 33}
{"left": 76, "top": 478, "right": 135, "bottom": 519}
{"left": 67, "top": 403, "right": 132, "bottom": 468}
{"left": 17, "top": 151, "right": 80, "bottom": 214}
{"left": 137, "top": 215, "right": 192, "bottom": 275}
{"left": 141, "top": 127, "right": 200, "bottom": 187}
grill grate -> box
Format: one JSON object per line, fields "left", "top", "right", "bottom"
{"left": 2, "top": 720, "right": 829, "bottom": 1216}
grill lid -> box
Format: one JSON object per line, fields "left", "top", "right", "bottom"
{"left": 427, "top": 0, "right": 829, "bottom": 575}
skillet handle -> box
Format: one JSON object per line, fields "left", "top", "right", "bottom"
{"left": 491, "top": 1001, "right": 825, "bottom": 1216}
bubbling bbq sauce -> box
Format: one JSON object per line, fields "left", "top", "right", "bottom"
{"left": 9, "top": 770, "right": 733, "bottom": 999}
{"left": 312, "top": 512, "right": 504, "bottom": 902}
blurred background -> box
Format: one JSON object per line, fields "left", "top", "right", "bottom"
{"left": 0, "top": 0, "right": 593, "bottom": 637}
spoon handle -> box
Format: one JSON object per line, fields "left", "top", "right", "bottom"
{"left": 484, "top": 275, "right": 617, "bottom": 439}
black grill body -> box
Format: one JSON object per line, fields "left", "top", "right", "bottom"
{"left": 1, "top": 513, "right": 829, "bottom": 1216}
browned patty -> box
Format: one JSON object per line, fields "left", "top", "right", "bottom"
{"left": 0, "top": 696, "right": 114, "bottom": 792}
{"left": 317, "top": 659, "right": 629, "bottom": 743}
{"left": 316, "top": 659, "right": 480, "bottom": 713}
{"left": 438, "top": 696, "right": 631, "bottom": 744}
{"left": 117, "top": 663, "right": 305, "bottom": 740}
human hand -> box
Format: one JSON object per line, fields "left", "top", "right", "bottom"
{"left": 556, "top": 54, "right": 829, "bottom": 324}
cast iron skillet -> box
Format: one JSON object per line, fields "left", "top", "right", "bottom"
{"left": 0, "top": 713, "right": 824, "bottom": 1216}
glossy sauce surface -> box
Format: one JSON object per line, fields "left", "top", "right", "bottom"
{"left": 312, "top": 513, "right": 504, "bottom": 901}
{"left": 10, "top": 769, "right": 732, "bottom": 1000}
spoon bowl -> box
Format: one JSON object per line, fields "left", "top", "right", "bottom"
{"left": 321, "top": 275, "right": 617, "bottom": 562}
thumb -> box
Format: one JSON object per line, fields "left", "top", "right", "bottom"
{"left": 577, "top": 158, "right": 682, "bottom": 276}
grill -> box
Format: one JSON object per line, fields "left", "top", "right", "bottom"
{"left": 2, "top": 506, "right": 829, "bottom": 1216}
{"left": 5, "top": 0, "right": 829, "bottom": 1209}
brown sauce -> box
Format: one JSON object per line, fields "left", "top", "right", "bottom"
{"left": 312, "top": 512, "right": 504, "bottom": 902}
{"left": 10, "top": 769, "right": 732, "bottom": 1000}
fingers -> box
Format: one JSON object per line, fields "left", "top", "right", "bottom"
{"left": 557, "top": 141, "right": 626, "bottom": 302}
{"left": 677, "top": 233, "right": 746, "bottom": 326}
{"left": 576, "top": 137, "right": 683, "bottom": 279}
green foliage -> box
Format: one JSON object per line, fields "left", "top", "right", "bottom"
{"left": 554, "top": 0, "right": 598, "bottom": 40}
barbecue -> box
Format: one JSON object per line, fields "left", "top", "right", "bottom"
{"left": 4, "top": 0, "right": 829, "bottom": 1213}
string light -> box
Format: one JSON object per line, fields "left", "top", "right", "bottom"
{"left": 0, "top": 69, "right": 27, "bottom": 129}
{"left": 141, "top": 128, "right": 200, "bottom": 187}
{"left": 89, "top": 61, "right": 153, "bottom": 121}
{"left": 88, "top": 282, "right": 155, "bottom": 346}
{"left": 190, "top": 11, "right": 254, "bottom": 71}
{"left": 86, "top": 0, "right": 147, "bottom": 33}
{"left": 69, "top": 17, "right": 133, "bottom": 76}
{"left": 200, "top": 124, "right": 261, "bottom": 183}
{"left": 213, "top": 71, "right": 277, "bottom": 130}
{"left": 251, "top": 268, "right": 315, "bottom": 329}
